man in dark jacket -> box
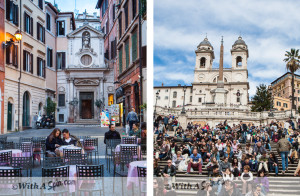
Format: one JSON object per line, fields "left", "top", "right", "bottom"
{"left": 62, "top": 129, "right": 77, "bottom": 146}
{"left": 104, "top": 124, "right": 121, "bottom": 144}
{"left": 162, "top": 159, "right": 176, "bottom": 177}
{"left": 218, "top": 180, "right": 242, "bottom": 196}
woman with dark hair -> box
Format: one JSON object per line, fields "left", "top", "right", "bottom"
{"left": 231, "top": 157, "right": 241, "bottom": 180}
{"left": 268, "top": 152, "right": 278, "bottom": 176}
{"left": 130, "top": 123, "right": 141, "bottom": 137}
{"left": 254, "top": 170, "right": 269, "bottom": 195}
{"left": 45, "top": 128, "right": 63, "bottom": 157}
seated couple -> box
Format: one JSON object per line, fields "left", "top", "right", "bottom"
{"left": 45, "top": 128, "right": 79, "bottom": 157}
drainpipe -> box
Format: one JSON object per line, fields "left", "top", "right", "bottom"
{"left": 17, "top": 0, "right": 22, "bottom": 131}
{"left": 138, "top": 0, "right": 143, "bottom": 122}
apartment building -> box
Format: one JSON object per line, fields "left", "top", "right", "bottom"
{"left": 4, "top": 0, "right": 46, "bottom": 132}
{"left": 0, "top": 0, "right": 5, "bottom": 133}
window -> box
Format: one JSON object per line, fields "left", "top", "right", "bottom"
{"left": 81, "top": 55, "right": 92, "bottom": 66}
{"left": 298, "top": 97, "right": 300, "bottom": 102}
{"left": 283, "top": 103, "right": 288, "bottom": 108}
{"left": 124, "top": 3, "right": 128, "bottom": 29}
{"left": 119, "top": 47, "right": 123, "bottom": 73}
{"left": 58, "top": 94, "right": 65, "bottom": 107}
{"left": 125, "top": 39, "right": 129, "bottom": 68}
{"left": 237, "top": 97, "right": 240, "bottom": 103}
{"left": 59, "top": 114, "right": 64, "bottom": 122}
{"left": 132, "top": 0, "right": 137, "bottom": 19}
{"left": 57, "top": 52, "right": 66, "bottom": 70}
{"left": 157, "top": 96, "right": 160, "bottom": 100}
{"left": 47, "top": 48, "right": 53, "bottom": 67}
{"left": 298, "top": 90, "right": 300, "bottom": 94}
{"left": 23, "top": 50, "right": 33, "bottom": 73}
{"left": 190, "top": 88, "right": 193, "bottom": 93}
{"left": 200, "top": 57, "right": 206, "bottom": 68}
{"left": 24, "top": 12, "right": 33, "bottom": 36}
{"left": 6, "top": 0, "right": 19, "bottom": 26}
{"left": 190, "top": 96, "right": 192, "bottom": 102}
{"left": 118, "top": 15, "right": 122, "bottom": 37}
{"left": 111, "top": 39, "right": 117, "bottom": 59}
{"left": 276, "top": 101, "right": 281, "bottom": 106}
{"left": 6, "top": 44, "right": 18, "bottom": 67}
{"left": 112, "top": 4, "right": 116, "bottom": 21}
{"left": 165, "top": 89, "right": 168, "bottom": 92}
{"left": 173, "top": 92, "right": 177, "bottom": 98}
{"left": 57, "top": 21, "right": 65, "bottom": 36}
{"left": 132, "top": 30, "right": 138, "bottom": 61}
{"left": 165, "top": 96, "right": 168, "bottom": 100}
{"left": 198, "top": 98, "right": 202, "bottom": 103}
{"left": 38, "top": 0, "right": 43, "bottom": 10}
{"left": 108, "top": 94, "right": 114, "bottom": 106}
{"left": 236, "top": 56, "right": 242, "bottom": 67}
{"left": 101, "top": 0, "right": 108, "bottom": 17}
{"left": 37, "top": 22, "right": 45, "bottom": 43}
{"left": 46, "top": 13, "right": 51, "bottom": 31}
{"left": 106, "top": 20, "right": 109, "bottom": 35}
{"left": 37, "top": 57, "right": 45, "bottom": 77}
{"left": 172, "top": 101, "right": 176, "bottom": 108}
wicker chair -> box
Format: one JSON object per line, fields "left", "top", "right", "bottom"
{"left": 137, "top": 166, "right": 147, "bottom": 196}
{"left": 11, "top": 156, "right": 33, "bottom": 177}
{"left": 43, "top": 157, "right": 64, "bottom": 168}
{"left": 105, "top": 139, "right": 121, "bottom": 172}
{"left": 0, "top": 151, "right": 12, "bottom": 166}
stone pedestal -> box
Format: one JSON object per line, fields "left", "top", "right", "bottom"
{"left": 178, "top": 114, "right": 188, "bottom": 129}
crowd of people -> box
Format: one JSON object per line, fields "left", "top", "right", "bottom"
{"left": 154, "top": 114, "right": 300, "bottom": 196}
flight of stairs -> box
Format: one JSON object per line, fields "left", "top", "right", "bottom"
{"left": 155, "top": 141, "right": 300, "bottom": 195}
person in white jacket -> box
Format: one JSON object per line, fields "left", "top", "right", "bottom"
{"left": 222, "top": 168, "right": 234, "bottom": 181}
{"left": 241, "top": 165, "right": 253, "bottom": 194}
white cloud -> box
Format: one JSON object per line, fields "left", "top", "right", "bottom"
{"left": 154, "top": 0, "right": 300, "bottom": 97}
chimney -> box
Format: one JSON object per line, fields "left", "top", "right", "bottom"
{"left": 162, "top": 82, "right": 164, "bottom": 86}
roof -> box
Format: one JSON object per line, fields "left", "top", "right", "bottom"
{"left": 271, "top": 72, "right": 300, "bottom": 85}
{"left": 233, "top": 36, "right": 246, "bottom": 46}
{"left": 154, "top": 85, "right": 193, "bottom": 88}
{"left": 198, "top": 38, "right": 212, "bottom": 47}
{"left": 45, "top": 2, "right": 58, "bottom": 14}
{"left": 58, "top": 12, "right": 76, "bottom": 30}
{"left": 95, "top": 0, "right": 103, "bottom": 9}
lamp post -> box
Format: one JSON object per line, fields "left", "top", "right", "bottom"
{"left": 154, "top": 91, "right": 159, "bottom": 120}
{"left": 3, "top": 31, "right": 22, "bottom": 131}
{"left": 181, "top": 85, "right": 187, "bottom": 114}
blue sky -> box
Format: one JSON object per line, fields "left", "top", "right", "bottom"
{"left": 154, "top": 0, "right": 300, "bottom": 98}
{"left": 47, "top": 0, "right": 99, "bottom": 15}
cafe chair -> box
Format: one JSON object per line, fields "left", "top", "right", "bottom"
{"left": 121, "top": 145, "right": 139, "bottom": 161}
{"left": 42, "top": 166, "right": 69, "bottom": 177}
{"left": 65, "top": 154, "right": 88, "bottom": 165}
{"left": 0, "top": 151, "right": 12, "bottom": 166}
{"left": 122, "top": 137, "right": 137, "bottom": 144}
{"left": 20, "top": 142, "right": 33, "bottom": 158}
{"left": 0, "top": 168, "right": 22, "bottom": 177}
{"left": 43, "top": 157, "right": 65, "bottom": 168}
{"left": 137, "top": 166, "right": 147, "bottom": 196}
{"left": 76, "top": 165, "right": 105, "bottom": 196}
{"left": 83, "top": 138, "right": 99, "bottom": 164}
{"left": 105, "top": 139, "right": 121, "bottom": 172}
{"left": 0, "top": 168, "right": 22, "bottom": 196}
{"left": 113, "top": 151, "right": 133, "bottom": 196}
{"left": 19, "top": 137, "right": 33, "bottom": 143}
{"left": 11, "top": 157, "right": 33, "bottom": 177}
{"left": 2, "top": 141, "right": 15, "bottom": 150}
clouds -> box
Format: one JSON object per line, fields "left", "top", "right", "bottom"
{"left": 154, "top": 0, "right": 300, "bottom": 98}
{"left": 48, "top": 0, "right": 98, "bottom": 15}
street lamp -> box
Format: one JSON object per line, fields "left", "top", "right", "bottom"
{"left": 181, "top": 85, "right": 187, "bottom": 114}
{"left": 154, "top": 90, "right": 159, "bottom": 120}
{"left": 2, "top": 31, "right": 22, "bottom": 48}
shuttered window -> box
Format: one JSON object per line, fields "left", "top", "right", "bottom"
{"left": 57, "top": 52, "right": 66, "bottom": 70}
{"left": 124, "top": 3, "right": 128, "bottom": 29}
{"left": 58, "top": 94, "right": 65, "bottom": 107}
{"left": 23, "top": 50, "right": 33, "bottom": 73}
{"left": 132, "top": 31, "right": 137, "bottom": 61}
{"left": 125, "top": 40, "right": 129, "bottom": 68}
{"left": 13, "top": 45, "right": 18, "bottom": 67}
{"left": 46, "top": 13, "right": 51, "bottom": 31}
{"left": 132, "top": 0, "right": 137, "bottom": 19}
{"left": 47, "top": 48, "right": 53, "bottom": 67}
{"left": 118, "top": 15, "right": 122, "bottom": 38}
{"left": 24, "top": 12, "right": 33, "bottom": 36}
{"left": 119, "top": 47, "right": 123, "bottom": 74}
{"left": 38, "top": 0, "right": 43, "bottom": 10}
{"left": 6, "top": 0, "right": 18, "bottom": 26}
{"left": 57, "top": 21, "right": 65, "bottom": 36}
{"left": 37, "top": 57, "right": 45, "bottom": 77}
{"left": 37, "top": 22, "right": 45, "bottom": 43}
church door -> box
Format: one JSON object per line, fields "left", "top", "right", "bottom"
{"left": 79, "top": 92, "right": 94, "bottom": 119}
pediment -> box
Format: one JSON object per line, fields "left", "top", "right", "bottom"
{"left": 74, "top": 79, "right": 100, "bottom": 86}
{"left": 67, "top": 24, "right": 105, "bottom": 38}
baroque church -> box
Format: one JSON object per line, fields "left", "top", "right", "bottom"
{"left": 57, "top": 21, "right": 114, "bottom": 123}
{"left": 154, "top": 36, "right": 250, "bottom": 108}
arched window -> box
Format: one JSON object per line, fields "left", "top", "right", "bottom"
{"left": 200, "top": 57, "right": 206, "bottom": 68}
{"left": 173, "top": 91, "right": 177, "bottom": 98}
{"left": 172, "top": 101, "right": 176, "bottom": 107}
{"left": 236, "top": 56, "right": 242, "bottom": 67}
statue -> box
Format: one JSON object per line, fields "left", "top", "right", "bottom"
{"left": 82, "top": 31, "right": 90, "bottom": 49}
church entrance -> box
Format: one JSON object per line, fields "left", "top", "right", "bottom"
{"left": 79, "top": 92, "right": 94, "bottom": 119}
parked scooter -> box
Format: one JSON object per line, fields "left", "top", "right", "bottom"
{"left": 36, "top": 115, "right": 47, "bottom": 129}
{"left": 45, "top": 113, "right": 56, "bottom": 129}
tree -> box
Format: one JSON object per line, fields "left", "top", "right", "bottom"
{"left": 251, "top": 84, "right": 272, "bottom": 112}
{"left": 44, "top": 97, "right": 56, "bottom": 116}
{"left": 284, "top": 48, "right": 300, "bottom": 111}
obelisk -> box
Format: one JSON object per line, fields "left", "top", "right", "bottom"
{"left": 211, "top": 36, "right": 227, "bottom": 104}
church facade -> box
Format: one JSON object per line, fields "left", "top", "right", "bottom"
{"left": 154, "top": 36, "right": 249, "bottom": 109}
{"left": 56, "top": 22, "right": 114, "bottom": 123}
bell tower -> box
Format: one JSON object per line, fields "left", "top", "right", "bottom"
{"left": 195, "top": 37, "right": 215, "bottom": 71}
{"left": 231, "top": 36, "right": 248, "bottom": 69}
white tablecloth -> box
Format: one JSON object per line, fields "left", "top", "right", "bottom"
{"left": 127, "top": 161, "right": 147, "bottom": 189}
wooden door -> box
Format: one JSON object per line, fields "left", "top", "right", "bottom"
{"left": 81, "top": 100, "right": 92, "bottom": 119}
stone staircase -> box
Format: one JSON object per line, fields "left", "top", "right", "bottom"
{"left": 156, "top": 141, "right": 300, "bottom": 195}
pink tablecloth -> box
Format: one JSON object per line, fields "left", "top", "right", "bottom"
{"left": 115, "top": 144, "right": 141, "bottom": 159}
{"left": 57, "top": 145, "right": 83, "bottom": 157}
{"left": 127, "top": 161, "right": 147, "bottom": 189}
{"left": 0, "top": 149, "right": 22, "bottom": 157}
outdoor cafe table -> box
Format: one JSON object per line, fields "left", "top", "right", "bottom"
{"left": 115, "top": 144, "right": 141, "bottom": 159}
{"left": 127, "top": 161, "right": 147, "bottom": 189}
{"left": 121, "top": 136, "right": 141, "bottom": 144}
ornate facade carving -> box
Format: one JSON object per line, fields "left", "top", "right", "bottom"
{"left": 74, "top": 78, "right": 100, "bottom": 86}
